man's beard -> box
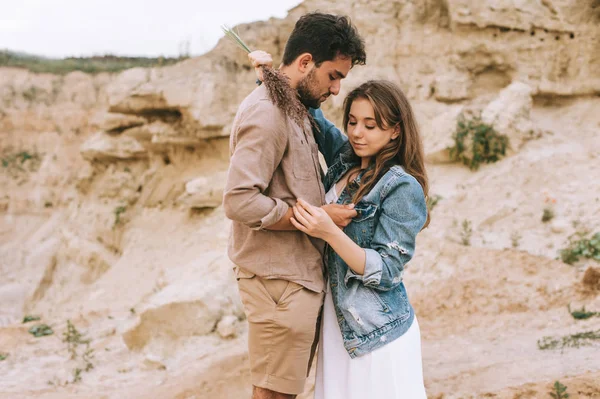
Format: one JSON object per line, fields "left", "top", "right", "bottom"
{"left": 297, "top": 69, "right": 326, "bottom": 109}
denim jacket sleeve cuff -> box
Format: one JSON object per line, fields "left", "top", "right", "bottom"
{"left": 344, "top": 248, "right": 383, "bottom": 286}
{"left": 254, "top": 198, "right": 289, "bottom": 230}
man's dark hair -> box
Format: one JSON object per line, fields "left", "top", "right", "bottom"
{"left": 282, "top": 13, "right": 366, "bottom": 67}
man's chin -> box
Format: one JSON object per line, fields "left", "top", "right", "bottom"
{"left": 300, "top": 99, "right": 322, "bottom": 109}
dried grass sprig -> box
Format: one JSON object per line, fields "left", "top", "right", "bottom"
{"left": 221, "top": 25, "right": 252, "bottom": 53}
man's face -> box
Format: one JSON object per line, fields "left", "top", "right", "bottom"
{"left": 297, "top": 56, "right": 353, "bottom": 109}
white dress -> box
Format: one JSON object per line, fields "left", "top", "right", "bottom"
{"left": 314, "top": 184, "right": 427, "bottom": 399}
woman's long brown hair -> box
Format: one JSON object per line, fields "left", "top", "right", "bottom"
{"left": 342, "top": 80, "right": 430, "bottom": 228}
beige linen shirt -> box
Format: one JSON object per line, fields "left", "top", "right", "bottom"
{"left": 223, "top": 84, "right": 326, "bottom": 293}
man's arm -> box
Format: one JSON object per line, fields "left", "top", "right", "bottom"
{"left": 223, "top": 99, "right": 356, "bottom": 231}
{"left": 223, "top": 100, "right": 290, "bottom": 230}
{"left": 268, "top": 204, "right": 357, "bottom": 230}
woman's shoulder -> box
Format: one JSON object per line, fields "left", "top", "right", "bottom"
{"left": 380, "top": 166, "right": 425, "bottom": 200}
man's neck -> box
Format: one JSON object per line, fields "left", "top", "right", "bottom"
{"left": 278, "top": 64, "right": 300, "bottom": 89}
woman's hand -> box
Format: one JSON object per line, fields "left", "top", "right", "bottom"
{"left": 248, "top": 50, "right": 273, "bottom": 82}
{"left": 291, "top": 199, "right": 340, "bottom": 240}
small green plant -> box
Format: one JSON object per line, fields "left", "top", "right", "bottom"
{"left": 511, "top": 231, "right": 522, "bottom": 248}
{"left": 1, "top": 149, "right": 42, "bottom": 178}
{"left": 0, "top": 352, "right": 8, "bottom": 361}
{"left": 113, "top": 206, "right": 127, "bottom": 227}
{"left": 542, "top": 207, "right": 555, "bottom": 223}
{"left": 448, "top": 114, "right": 509, "bottom": 171}
{"left": 569, "top": 305, "right": 600, "bottom": 320}
{"left": 72, "top": 368, "right": 83, "bottom": 383}
{"left": 62, "top": 320, "right": 94, "bottom": 383}
{"left": 427, "top": 194, "right": 443, "bottom": 212}
{"left": 537, "top": 329, "right": 600, "bottom": 350}
{"left": 460, "top": 220, "right": 472, "bottom": 246}
{"left": 559, "top": 232, "right": 600, "bottom": 265}
{"left": 22, "top": 86, "right": 40, "bottom": 102}
{"left": 22, "top": 315, "right": 41, "bottom": 323}
{"left": 2, "top": 151, "right": 38, "bottom": 165}
{"left": 28, "top": 324, "right": 53, "bottom": 337}
{"left": 63, "top": 320, "right": 90, "bottom": 360}
{"left": 549, "top": 380, "right": 569, "bottom": 398}
{"left": 82, "top": 347, "right": 95, "bottom": 371}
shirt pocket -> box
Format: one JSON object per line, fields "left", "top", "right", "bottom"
{"left": 291, "top": 137, "right": 317, "bottom": 180}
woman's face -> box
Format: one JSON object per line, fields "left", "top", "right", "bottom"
{"left": 346, "top": 98, "right": 399, "bottom": 167}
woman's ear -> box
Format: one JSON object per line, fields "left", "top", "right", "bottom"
{"left": 391, "top": 126, "right": 401, "bottom": 141}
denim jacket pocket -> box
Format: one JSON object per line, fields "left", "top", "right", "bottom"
{"left": 352, "top": 203, "right": 378, "bottom": 222}
{"left": 345, "top": 203, "right": 378, "bottom": 247}
{"left": 340, "top": 280, "right": 394, "bottom": 336}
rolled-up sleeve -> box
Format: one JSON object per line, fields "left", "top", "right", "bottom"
{"left": 223, "top": 100, "right": 289, "bottom": 230}
{"left": 345, "top": 177, "right": 428, "bottom": 291}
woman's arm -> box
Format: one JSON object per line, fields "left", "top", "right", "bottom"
{"left": 309, "top": 108, "right": 348, "bottom": 167}
{"left": 291, "top": 175, "right": 427, "bottom": 291}
{"left": 344, "top": 178, "right": 427, "bottom": 291}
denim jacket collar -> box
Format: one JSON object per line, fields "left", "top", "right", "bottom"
{"left": 323, "top": 145, "right": 375, "bottom": 194}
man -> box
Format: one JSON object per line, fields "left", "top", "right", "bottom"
{"left": 223, "top": 12, "right": 366, "bottom": 399}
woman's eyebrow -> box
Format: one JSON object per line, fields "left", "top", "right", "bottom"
{"left": 348, "top": 113, "right": 375, "bottom": 121}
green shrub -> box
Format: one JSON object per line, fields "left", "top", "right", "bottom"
{"left": 542, "top": 207, "right": 555, "bottom": 223}
{"left": 511, "top": 231, "right": 522, "bottom": 248}
{"left": 559, "top": 232, "right": 600, "bottom": 265}
{"left": 28, "top": 324, "right": 54, "bottom": 337}
{"left": 549, "top": 381, "right": 569, "bottom": 399}
{"left": 22, "top": 315, "right": 41, "bottom": 323}
{"left": 113, "top": 206, "right": 127, "bottom": 227}
{"left": 460, "top": 220, "right": 472, "bottom": 246}
{"left": 448, "top": 114, "right": 509, "bottom": 170}
{"left": 426, "top": 194, "right": 442, "bottom": 212}
{"left": 1, "top": 149, "right": 42, "bottom": 177}
{"left": 538, "top": 329, "right": 600, "bottom": 350}
{"left": 569, "top": 305, "right": 599, "bottom": 320}
{"left": 62, "top": 320, "right": 94, "bottom": 383}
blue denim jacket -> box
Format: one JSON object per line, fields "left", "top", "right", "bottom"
{"left": 310, "top": 108, "right": 428, "bottom": 358}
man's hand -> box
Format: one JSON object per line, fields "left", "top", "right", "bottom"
{"left": 292, "top": 199, "right": 340, "bottom": 240}
{"left": 321, "top": 203, "right": 357, "bottom": 228}
{"left": 248, "top": 50, "right": 273, "bottom": 82}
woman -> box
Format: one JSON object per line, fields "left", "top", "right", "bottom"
{"left": 250, "top": 52, "right": 429, "bottom": 398}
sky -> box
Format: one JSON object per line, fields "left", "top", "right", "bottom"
{"left": 0, "top": 0, "right": 303, "bottom": 58}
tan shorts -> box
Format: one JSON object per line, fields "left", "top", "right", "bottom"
{"left": 237, "top": 273, "right": 324, "bottom": 395}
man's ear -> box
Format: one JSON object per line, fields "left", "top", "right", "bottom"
{"left": 297, "top": 53, "right": 314, "bottom": 73}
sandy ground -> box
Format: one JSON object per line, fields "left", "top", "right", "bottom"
{"left": 1, "top": 89, "right": 599, "bottom": 399}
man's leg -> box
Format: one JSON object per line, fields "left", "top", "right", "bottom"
{"left": 237, "top": 275, "right": 324, "bottom": 398}
{"left": 252, "top": 386, "right": 296, "bottom": 399}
